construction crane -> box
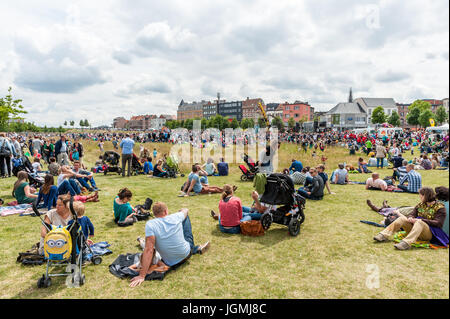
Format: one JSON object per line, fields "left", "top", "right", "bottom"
{"left": 257, "top": 101, "right": 270, "bottom": 128}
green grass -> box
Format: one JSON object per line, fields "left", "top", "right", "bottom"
{"left": 0, "top": 141, "right": 448, "bottom": 298}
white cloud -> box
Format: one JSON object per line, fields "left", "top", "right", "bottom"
{"left": 0, "top": 0, "right": 448, "bottom": 126}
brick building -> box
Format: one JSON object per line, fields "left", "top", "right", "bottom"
{"left": 177, "top": 100, "right": 206, "bottom": 121}
{"left": 280, "top": 101, "right": 314, "bottom": 123}
{"left": 242, "top": 97, "right": 265, "bottom": 121}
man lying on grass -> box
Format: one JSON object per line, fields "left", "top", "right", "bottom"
{"left": 180, "top": 164, "right": 235, "bottom": 196}
{"left": 129, "top": 202, "right": 210, "bottom": 287}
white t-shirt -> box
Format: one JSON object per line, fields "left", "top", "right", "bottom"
{"left": 366, "top": 178, "right": 387, "bottom": 190}
{"left": 57, "top": 174, "right": 66, "bottom": 187}
{"left": 32, "top": 162, "right": 41, "bottom": 173}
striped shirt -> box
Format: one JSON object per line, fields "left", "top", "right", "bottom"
{"left": 290, "top": 172, "right": 307, "bottom": 185}
{"left": 397, "top": 166, "right": 408, "bottom": 180}
{"left": 399, "top": 170, "right": 422, "bottom": 193}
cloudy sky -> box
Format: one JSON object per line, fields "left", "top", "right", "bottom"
{"left": 0, "top": 0, "right": 448, "bottom": 127}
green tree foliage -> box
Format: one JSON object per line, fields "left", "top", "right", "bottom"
{"left": 0, "top": 87, "right": 28, "bottom": 131}
{"left": 64, "top": 121, "right": 67, "bottom": 126}
{"left": 406, "top": 106, "right": 421, "bottom": 127}
{"left": 271, "top": 116, "right": 284, "bottom": 131}
{"left": 409, "top": 100, "right": 431, "bottom": 113}
{"left": 70, "top": 120, "right": 75, "bottom": 127}
{"left": 288, "top": 117, "right": 295, "bottom": 129}
{"left": 371, "top": 106, "right": 386, "bottom": 124}
{"left": 257, "top": 117, "right": 267, "bottom": 128}
{"left": 387, "top": 111, "right": 401, "bottom": 127}
{"left": 418, "top": 109, "right": 436, "bottom": 128}
{"left": 230, "top": 118, "right": 239, "bottom": 129}
{"left": 435, "top": 105, "right": 448, "bottom": 125}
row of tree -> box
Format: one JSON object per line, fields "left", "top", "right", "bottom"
{"left": 371, "top": 100, "right": 448, "bottom": 128}
{"left": 165, "top": 115, "right": 297, "bottom": 132}
{"left": 63, "top": 119, "right": 91, "bottom": 128}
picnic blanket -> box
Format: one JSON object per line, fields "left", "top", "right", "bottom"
{"left": 109, "top": 253, "right": 169, "bottom": 281}
{"left": 0, "top": 204, "right": 32, "bottom": 217}
{"left": 393, "top": 231, "right": 449, "bottom": 249}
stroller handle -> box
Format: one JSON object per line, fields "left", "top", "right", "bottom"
{"left": 32, "top": 202, "right": 52, "bottom": 232}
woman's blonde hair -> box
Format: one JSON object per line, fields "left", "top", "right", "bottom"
{"left": 221, "top": 184, "right": 233, "bottom": 200}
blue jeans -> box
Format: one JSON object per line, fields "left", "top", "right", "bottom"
{"left": 304, "top": 176, "right": 313, "bottom": 188}
{"left": 218, "top": 207, "right": 261, "bottom": 234}
{"left": 75, "top": 176, "right": 97, "bottom": 190}
{"left": 36, "top": 185, "right": 58, "bottom": 211}
{"left": 376, "top": 158, "right": 384, "bottom": 168}
{"left": 58, "top": 179, "right": 81, "bottom": 196}
{"left": 154, "top": 171, "right": 168, "bottom": 178}
{"left": 181, "top": 215, "right": 199, "bottom": 255}
{"left": 297, "top": 187, "right": 322, "bottom": 200}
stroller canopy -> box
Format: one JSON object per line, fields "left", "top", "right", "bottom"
{"left": 260, "top": 173, "right": 296, "bottom": 206}
{"left": 103, "top": 151, "right": 120, "bottom": 164}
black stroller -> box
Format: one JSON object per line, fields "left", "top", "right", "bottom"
{"left": 239, "top": 153, "right": 259, "bottom": 181}
{"left": 259, "top": 173, "right": 306, "bottom": 236}
{"left": 131, "top": 154, "right": 144, "bottom": 175}
{"left": 102, "top": 151, "right": 122, "bottom": 175}
{"left": 34, "top": 198, "right": 102, "bottom": 288}
{"left": 12, "top": 156, "right": 44, "bottom": 188}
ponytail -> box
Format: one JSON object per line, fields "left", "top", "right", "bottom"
{"left": 221, "top": 184, "right": 233, "bottom": 200}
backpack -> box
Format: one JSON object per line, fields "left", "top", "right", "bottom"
{"left": 0, "top": 140, "right": 12, "bottom": 157}
{"left": 240, "top": 220, "right": 265, "bottom": 236}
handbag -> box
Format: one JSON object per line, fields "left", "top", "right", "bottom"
{"left": 240, "top": 220, "right": 265, "bottom": 236}
{"left": 0, "top": 140, "right": 12, "bottom": 157}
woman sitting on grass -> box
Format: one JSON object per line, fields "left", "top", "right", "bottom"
{"left": 210, "top": 185, "right": 262, "bottom": 234}
{"left": 38, "top": 194, "right": 73, "bottom": 255}
{"left": 113, "top": 188, "right": 138, "bottom": 225}
{"left": 202, "top": 158, "right": 217, "bottom": 176}
{"left": 152, "top": 159, "right": 168, "bottom": 178}
{"left": 373, "top": 187, "right": 449, "bottom": 250}
{"left": 13, "top": 171, "right": 38, "bottom": 204}
{"left": 181, "top": 164, "right": 231, "bottom": 196}
{"left": 357, "top": 157, "right": 371, "bottom": 173}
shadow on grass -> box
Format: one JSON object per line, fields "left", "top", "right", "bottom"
{"left": 209, "top": 224, "right": 296, "bottom": 248}
{"left": 12, "top": 267, "right": 74, "bottom": 298}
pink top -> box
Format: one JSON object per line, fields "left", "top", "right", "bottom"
{"left": 218, "top": 196, "right": 243, "bottom": 227}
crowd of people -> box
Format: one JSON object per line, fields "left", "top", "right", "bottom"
{"left": 0, "top": 126, "right": 449, "bottom": 288}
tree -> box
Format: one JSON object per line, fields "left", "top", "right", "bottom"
{"left": 271, "top": 116, "right": 284, "bottom": 131}
{"left": 371, "top": 106, "right": 386, "bottom": 124}
{"left": 418, "top": 109, "right": 435, "bottom": 128}
{"left": 79, "top": 119, "right": 84, "bottom": 127}
{"left": 70, "top": 120, "right": 75, "bottom": 127}
{"left": 288, "top": 117, "right": 295, "bottom": 130}
{"left": 406, "top": 106, "right": 421, "bottom": 127}
{"left": 230, "top": 118, "right": 239, "bottom": 129}
{"left": 84, "top": 119, "right": 90, "bottom": 127}
{"left": 0, "top": 87, "right": 28, "bottom": 131}
{"left": 435, "top": 105, "right": 448, "bottom": 125}
{"left": 64, "top": 121, "right": 67, "bottom": 126}
{"left": 387, "top": 111, "right": 401, "bottom": 127}
{"left": 409, "top": 100, "right": 431, "bottom": 113}
{"left": 257, "top": 117, "right": 267, "bottom": 128}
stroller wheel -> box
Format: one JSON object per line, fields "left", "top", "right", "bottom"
{"left": 79, "top": 274, "right": 85, "bottom": 286}
{"left": 260, "top": 212, "right": 272, "bottom": 230}
{"left": 240, "top": 174, "right": 248, "bottom": 182}
{"left": 38, "top": 275, "right": 51, "bottom": 288}
{"left": 298, "top": 210, "right": 305, "bottom": 225}
{"left": 92, "top": 256, "right": 102, "bottom": 265}
{"left": 288, "top": 218, "right": 301, "bottom": 236}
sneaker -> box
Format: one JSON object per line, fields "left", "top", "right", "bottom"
{"left": 394, "top": 240, "right": 411, "bottom": 250}
{"left": 373, "top": 233, "right": 389, "bottom": 242}
{"left": 210, "top": 210, "right": 218, "bottom": 220}
{"left": 197, "top": 241, "right": 210, "bottom": 255}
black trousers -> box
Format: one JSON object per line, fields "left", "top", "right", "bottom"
{"left": 122, "top": 154, "right": 132, "bottom": 176}
{"left": 0, "top": 155, "right": 12, "bottom": 177}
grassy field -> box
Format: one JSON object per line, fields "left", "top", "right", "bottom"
{"left": 0, "top": 140, "right": 448, "bottom": 299}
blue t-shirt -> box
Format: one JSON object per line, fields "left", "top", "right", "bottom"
{"left": 188, "top": 173, "right": 203, "bottom": 193}
{"left": 289, "top": 160, "right": 303, "bottom": 173}
{"left": 143, "top": 161, "right": 154, "bottom": 174}
{"left": 333, "top": 169, "right": 348, "bottom": 184}
{"left": 120, "top": 138, "right": 135, "bottom": 155}
{"left": 68, "top": 216, "right": 94, "bottom": 238}
{"left": 144, "top": 212, "right": 191, "bottom": 266}
{"left": 217, "top": 162, "right": 228, "bottom": 176}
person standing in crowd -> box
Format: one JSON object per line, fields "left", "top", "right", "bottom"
{"left": 120, "top": 134, "right": 135, "bottom": 177}
{"left": 0, "top": 133, "right": 16, "bottom": 178}
{"left": 54, "top": 135, "right": 70, "bottom": 166}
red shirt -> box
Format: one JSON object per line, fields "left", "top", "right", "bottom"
{"left": 219, "top": 196, "right": 243, "bottom": 227}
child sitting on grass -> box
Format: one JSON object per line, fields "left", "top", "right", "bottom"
{"left": 143, "top": 157, "right": 153, "bottom": 175}
{"left": 68, "top": 201, "right": 95, "bottom": 245}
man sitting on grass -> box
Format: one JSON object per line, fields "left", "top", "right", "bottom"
{"left": 330, "top": 163, "right": 349, "bottom": 185}
{"left": 397, "top": 164, "right": 422, "bottom": 193}
{"left": 365, "top": 173, "right": 388, "bottom": 191}
{"left": 180, "top": 164, "right": 231, "bottom": 196}
{"left": 129, "top": 202, "right": 210, "bottom": 287}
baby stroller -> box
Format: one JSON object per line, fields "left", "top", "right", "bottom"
{"left": 12, "top": 156, "right": 34, "bottom": 177}
{"left": 131, "top": 153, "right": 143, "bottom": 175}
{"left": 12, "top": 156, "right": 44, "bottom": 188}
{"left": 102, "top": 151, "right": 122, "bottom": 175}
{"left": 34, "top": 198, "right": 102, "bottom": 288}
{"left": 163, "top": 155, "right": 181, "bottom": 178}
{"left": 259, "top": 173, "right": 306, "bottom": 236}
{"left": 239, "top": 153, "right": 259, "bottom": 181}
